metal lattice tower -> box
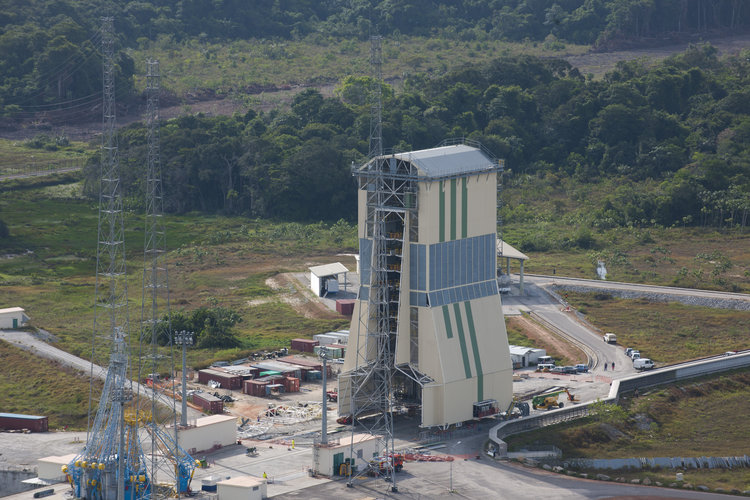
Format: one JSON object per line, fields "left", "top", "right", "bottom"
{"left": 345, "top": 36, "right": 402, "bottom": 492}
{"left": 68, "top": 17, "right": 151, "bottom": 500}
{"left": 368, "top": 35, "right": 383, "bottom": 159}
{"left": 138, "top": 59, "right": 196, "bottom": 498}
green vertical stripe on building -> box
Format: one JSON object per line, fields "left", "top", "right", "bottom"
{"left": 442, "top": 305, "right": 453, "bottom": 339}
{"left": 464, "top": 302, "right": 484, "bottom": 401}
{"left": 452, "top": 303, "right": 472, "bottom": 379}
{"left": 439, "top": 180, "right": 445, "bottom": 242}
{"left": 461, "top": 177, "right": 468, "bottom": 239}
{"left": 450, "top": 179, "right": 457, "bottom": 241}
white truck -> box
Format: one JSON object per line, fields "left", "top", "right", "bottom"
{"left": 603, "top": 332, "right": 617, "bottom": 344}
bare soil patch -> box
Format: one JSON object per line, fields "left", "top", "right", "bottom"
{"left": 508, "top": 315, "right": 587, "bottom": 365}
{"left": 246, "top": 272, "right": 340, "bottom": 320}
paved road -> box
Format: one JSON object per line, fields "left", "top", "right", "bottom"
{"left": 529, "top": 274, "right": 750, "bottom": 307}
{"left": 503, "top": 282, "right": 635, "bottom": 379}
{"left": 0, "top": 329, "right": 201, "bottom": 420}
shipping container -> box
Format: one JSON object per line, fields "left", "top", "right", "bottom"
{"left": 277, "top": 355, "right": 333, "bottom": 377}
{"left": 314, "top": 345, "right": 343, "bottom": 358}
{"left": 290, "top": 338, "right": 319, "bottom": 352}
{"left": 266, "top": 384, "right": 284, "bottom": 396}
{"left": 197, "top": 369, "right": 243, "bottom": 390}
{"left": 251, "top": 361, "right": 303, "bottom": 380}
{"left": 219, "top": 365, "right": 259, "bottom": 380}
{"left": 335, "top": 299, "right": 355, "bottom": 316}
{"left": 244, "top": 379, "right": 269, "bottom": 397}
{"left": 0, "top": 413, "right": 48, "bottom": 432}
{"left": 324, "top": 331, "right": 350, "bottom": 344}
{"left": 191, "top": 393, "right": 224, "bottom": 414}
{"left": 282, "top": 376, "right": 300, "bottom": 392}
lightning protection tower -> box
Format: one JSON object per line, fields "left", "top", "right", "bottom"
{"left": 337, "top": 33, "right": 400, "bottom": 492}
{"left": 67, "top": 17, "right": 151, "bottom": 499}
{"left": 137, "top": 58, "right": 196, "bottom": 498}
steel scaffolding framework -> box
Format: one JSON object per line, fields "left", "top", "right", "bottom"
{"left": 137, "top": 58, "right": 195, "bottom": 498}
{"left": 368, "top": 35, "right": 383, "bottom": 159}
{"left": 68, "top": 17, "right": 150, "bottom": 500}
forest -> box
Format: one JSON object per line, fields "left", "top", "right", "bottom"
{"left": 3, "top": 1, "right": 750, "bottom": 110}
{"left": 1, "top": 0, "right": 749, "bottom": 241}
{"left": 77, "top": 45, "right": 750, "bottom": 234}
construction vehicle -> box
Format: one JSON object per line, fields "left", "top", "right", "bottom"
{"left": 369, "top": 453, "right": 404, "bottom": 474}
{"left": 531, "top": 389, "right": 578, "bottom": 410}
{"left": 499, "top": 398, "right": 530, "bottom": 420}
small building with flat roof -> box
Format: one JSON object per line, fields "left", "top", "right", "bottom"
{"left": 312, "top": 433, "right": 380, "bottom": 477}
{"left": 0, "top": 307, "right": 29, "bottom": 329}
{"left": 216, "top": 475, "right": 267, "bottom": 500}
{"left": 508, "top": 345, "right": 546, "bottom": 368}
{"left": 309, "top": 262, "right": 349, "bottom": 297}
{"left": 176, "top": 414, "right": 236, "bottom": 454}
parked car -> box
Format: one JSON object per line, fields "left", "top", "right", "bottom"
{"left": 537, "top": 363, "right": 555, "bottom": 371}
{"left": 563, "top": 366, "right": 578, "bottom": 374}
{"left": 550, "top": 366, "right": 566, "bottom": 374}
{"left": 629, "top": 350, "right": 641, "bottom": 360}
{"left": 625, "top": 347, "right": 633, "bottom": 357}
{"left": 633, "top": 358, "right": 655, "bottom": 370}
{"left": 575, "top": 364, "right": 589, "bottom": 373}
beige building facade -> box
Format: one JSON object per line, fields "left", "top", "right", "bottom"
{"left": 339, "top": 144, "right": 513, "bottom": 428}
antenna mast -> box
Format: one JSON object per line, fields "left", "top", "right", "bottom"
{"left": 368, "top": 35, "right": 383, "bottom": 158}
{"left": 68, "top": 17, "right": 150, "bottom": 499}
{"left": 139, "top": 58, "right": 196, "bottom": 499}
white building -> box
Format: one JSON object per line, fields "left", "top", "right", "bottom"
{"left": 216, "top": 475, "right": 266, "bottom": 500}
{"left": 38, "top": 453, "right": 77, "bottom": 482}
{"left": 313, "top": 433, "right": 380, "bottom": 476}
{"left": 508, "top": 345, "right": 546, "bottom": 368}
{"left": 0, "top": 307, "right": 29, "bottom": 329}
{"left": 309, "top": 263, "right": 349, "bottom": 297}
{"left": 339, "top": 144, "right": 513, "bottom": 428}
{"left": 176, "top": 414, "right": 236, "bottom": 454}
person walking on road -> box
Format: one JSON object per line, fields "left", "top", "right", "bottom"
{"left": 604, "top": 362, "right": 608, "bottom": 371}
{"left": 612, "top": 361, "right": 615, "bottom": 370}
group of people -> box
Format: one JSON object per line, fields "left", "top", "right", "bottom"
{"left": 603, "top": 361, "right": 615, "bottom": 371}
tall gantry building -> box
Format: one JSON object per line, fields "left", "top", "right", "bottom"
{"left": 339, "top": 142, "right": 513, "bottom": 428}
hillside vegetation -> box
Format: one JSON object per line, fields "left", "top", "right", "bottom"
{"left": 52, "top": 47, "right": 744, "bottom": 235}
{"left": 504, "top": 371, "right": 750, "bottom": 490}
{"left": 0, "top": 340, "right": 101, "bottom": 429}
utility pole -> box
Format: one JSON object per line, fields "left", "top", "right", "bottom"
{"left": 175, "top": 331, "right": 193, "bottom": 427}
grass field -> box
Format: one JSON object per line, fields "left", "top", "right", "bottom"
{"left": 0, "top": 339, "right": 102, "bottom": 429}
{"left": 0, "top": 138, "right": 93, "bottom": 176}
{"left": 562, "top": 291, "right": 750, "bottom": 362}
{"left": 504, "top": 370, "right": 750, "bottom": 491}
{"left": 129, "top": 35, "right": 588, "bottom": 97}
{"left": 0, "top": 183, "right": 353, "bottom": 365}
{"left": 502, "top": 175, "right": 750, "bottom": 293}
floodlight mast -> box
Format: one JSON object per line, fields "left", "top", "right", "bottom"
{"left": 319, "top": 345, "right": 329, "bottom": 445}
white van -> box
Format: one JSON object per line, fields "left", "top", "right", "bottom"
{"left": 633, "top": 358, "right": 654, "bottom": 370}
{"left": 537, "top": 356, "right": 554, "bottom": 365}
